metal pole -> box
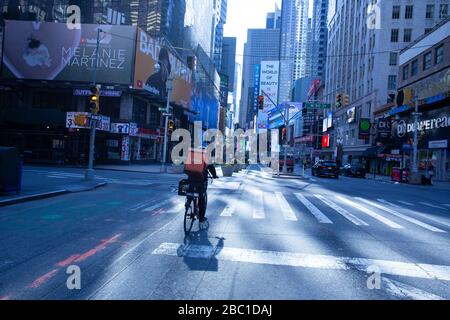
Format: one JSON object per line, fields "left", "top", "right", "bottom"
{"left": 162, "top": 79, "right": 172, "bottom": 171}
{"left": 85, "top": 28, "right": 101, "bottom": 181}
{"left": 283, "top": 104, "right": 289, "bottom": 173}
{"left": 412, "top": 96, "right": 419, "bottom": 174}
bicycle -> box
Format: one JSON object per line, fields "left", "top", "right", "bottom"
{"left": 178, "top": 174, "right": 214, "bottom": 235}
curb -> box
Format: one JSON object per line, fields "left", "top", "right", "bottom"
{"left": 0, "top": 182, "right": 107, "bottom": 207}
{"left": 94, "top": 167, "right": 176, "bottom": 175}
{"left": 272, "top": 174, "right": 309, "bottom": 180}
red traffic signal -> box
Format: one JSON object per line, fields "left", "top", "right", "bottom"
{"left": 258, "top": 95, "right": 264, "bottom": 110}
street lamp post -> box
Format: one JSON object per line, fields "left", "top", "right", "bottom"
{"left": 161, "top": 77, "right": 173, "bottom": 171}
{"left": 85, "top": 28, "right": 102, "bottom": 181}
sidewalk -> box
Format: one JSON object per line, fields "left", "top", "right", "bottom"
{"left": 95, "top": 163, "right": 179, "bottom": 174}
{"left": 361, "top": 173, "right": 450, "bottom": 192}
{"left": 0, "top": 170, "right": 106, "bottom": 207}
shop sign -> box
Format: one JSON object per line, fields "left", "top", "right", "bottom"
{"left": 129, "top": 123, "right": 138, "bottom": 136}
{"left": 428, "top": 140, "right": 448, "bottom": 149}
{"left": 121, "top": 136, "right": 130, "bottom": 161}
{"left": 73, "top": 89, "right": 122, "bottom": 97}
{"left": 111, "top": 123, "right": 130, "bottom": 134}
{"left": 396, "top": 115, "right": 450, "bottom": 138}
{"left": 358, "top": 119, "right": 371, "bottom": 140}
{"left": 66, "top": 112, "right": 110, "bottom": 131}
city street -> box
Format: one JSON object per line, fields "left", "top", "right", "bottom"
{"left": 0, "top": 164, "right": 449, "bottom": 300}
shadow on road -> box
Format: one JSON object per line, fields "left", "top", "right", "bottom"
{"left": 176, "top": 230, "right": 225, "bottom": 272}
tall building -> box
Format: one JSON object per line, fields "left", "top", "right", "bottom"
{"left": 279, "top": 0, "right": 309, "bottom": 104}
{"left": 310, "top": 0, "right": 329, "bottom": 79}
{"left": 325, "top": 0, "right": 450, "bottom": 165}
{"left": 266, "top": 5, "right": 281, "bottom": 29}
{"left": 239, "top": 28, "right": 280, "bottom": 129}
{"left": 213, "top": 0, "right": 228, "bottom": 69}
{"left": 221, "top": 37, "right": 237, "bottom": 92}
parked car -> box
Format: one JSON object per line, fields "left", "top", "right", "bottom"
{"left": 340, "top": 163, "right": 366, "bottom": 178}
{"left": 312, "top": 160, "right": 339, "bottom": 178}
{"left": 279, "top": 154, "right": 295, "bottom": 172}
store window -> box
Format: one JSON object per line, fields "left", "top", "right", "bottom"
{"left": 411, "top": 59, "right": 418, "bottom": 76}
{"left": 132, "top": 98, "right": 148, "bottom": 125}
{"left": 423, "top": 51, "right": 432, "bottom": 70}
{"left": 435, "top": 45, "right": 444, "bottom": 65}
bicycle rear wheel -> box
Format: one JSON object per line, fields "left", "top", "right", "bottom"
{"left": 184, "top": 199, "right": 196, "bottom": 235}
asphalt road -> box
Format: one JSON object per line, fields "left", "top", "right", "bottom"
{"left": 1, "top": 164, "right": 450, "bottom": 300}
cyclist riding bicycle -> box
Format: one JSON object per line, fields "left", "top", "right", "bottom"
{"left": 184, "top": 149, "right": 218, "bottom": 223}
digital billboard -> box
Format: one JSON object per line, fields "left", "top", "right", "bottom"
{"left": 2, "top": 20, "right": 135, "bottom": 85}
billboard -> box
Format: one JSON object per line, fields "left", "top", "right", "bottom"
{"left": 258, "top": 61, "right": 279, "bottom": 130}
{"left": 2, "top": 20, "right": 135, "bottom": 85}
{"left": 253, "top": 64, "right": 261, "bottom": 112}
{"left": 134, "top": 28, "right": 192, "bottom": 109}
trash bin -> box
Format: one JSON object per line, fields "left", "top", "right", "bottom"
{"left": 391, "top": 167, "right": 401, "bottom": 182}
{"left": 0, "top": 147, "right": 22, "bottom": 194}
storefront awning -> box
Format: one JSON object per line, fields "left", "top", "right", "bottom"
{"left": 362, "top": 146, "right": 385, "bottom": 158}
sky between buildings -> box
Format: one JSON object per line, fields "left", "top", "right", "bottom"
{"left": 224, "top": 0, "right": 313, "bottom": 105}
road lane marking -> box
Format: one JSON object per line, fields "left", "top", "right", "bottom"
{"left": 377, "top": 199, "right": 450, "bottom": 228}
{"left": 275, "top": 192, "right": 298, "bottom": 221}
{"left": 220, "top": 205, "right": 235, "bottom": 217}
{"left": 153, "top": 242, "right": 450, "bottom": 281}
{"left": 382, "top": 277, "right": 444, "bottom": 300}
{"left": 142, "top": 200, "right": 172, "bottom": 212}
{"left": 47, "top": 175, "right": 69, "bottom": 179}
{"left": 377, "top": 199, "right": 402, "bottom": 208}
{"left": 419, "top": 202, "right": 447, "bottom": 210}
{"left": 398, "top": 201, "right": 414, "bottom": 206}
{"left": 356, "top": 198, "right": 446, "bottom": 233}
{"left": 252, "top": 190, "right": 265, "bottom": 219}
{"left": 295, "top": 193, "right": 332, "bottom": 224}
{"left": 28, "top": 269, "right": 59, "bottom": 289}
{"left": 337, "top": 196, "right": 403, "bottom": 229}
{"left": 314, "top": 194, "right": 368, "bottom": 226}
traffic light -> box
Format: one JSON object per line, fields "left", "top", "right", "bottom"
{"left": 168, "top": 120, "right": 175, "bottom": 132}
{"left": 258, "top": 95, "right": 264, "bottom": 110}
{"left": 281, "top": 127, "right": 287, "bottom": 143}
{"left": 343, "top": 94, "right": 350, "bottom": 107}
{"left": 335, "top": 94, "right": 343, "bottom": 108}
{"left": 89, "top": 85, "right": 100, "bottom": 114}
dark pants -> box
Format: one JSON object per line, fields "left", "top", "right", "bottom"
{"left": 198, "top": 193, "right": 207, "bottom": 221}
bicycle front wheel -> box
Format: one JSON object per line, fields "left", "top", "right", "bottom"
{"left": 184, "top": 199, "right": 196, "bottom": 235}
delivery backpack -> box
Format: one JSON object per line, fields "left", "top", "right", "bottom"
{"left": 184, "top": 149, "right": 207, "bottom": 181}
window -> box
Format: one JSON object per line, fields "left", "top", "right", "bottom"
{"left": 391, "top": 29, "right": 399, "bottom": 42}
{"left": 411, "top": 59, "right": 418, "bottom": 76}
{"left": 405, "top": 5, "right": 413, "bottom": 19}
{"left": 426, "top": 5, "right": 434, "bottom": 19}
{"left": 402, "top": 66, "right": 409, "bottom": 80}
{"left": 440, "top": 4, "right": 449, "bottom": 18}
{"left": 423, "top": 52, "right": 432, "bottom": 70}
{"left": 404, "top": 29, "right": 412, "bottom": 42}
{"left": 435, "top": 45, "right": 444, "bottom": 64}
{"left": 389, "top": 52, "right": 398, "bottom": 66}
{"left": 388, "top": 75, "right": 397, "bottom": 90}
{"left": 392, "top": 5, "right": 400, "bottom": 19}
{"left": 425, "top": 28, "right": 433, "bottom": 35}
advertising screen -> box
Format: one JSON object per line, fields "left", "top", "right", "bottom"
{"left": 2, "top": 20, "right": 135, "bottom": 85}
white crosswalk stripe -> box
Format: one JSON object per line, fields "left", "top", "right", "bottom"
{"left": 419, "top": 202, "right": 447, "bottom": 210}
{"left": 356, "top": 198, "right": 446, "bottom": 233}
{"left": 153, "top": 242, "right": 450, "bottom": 282}
{"left": 295, "top": 194, "right": 332, "bottom": 224}
{"left": 252, "top": 190, "right": 265, "bottom": 219}
{"left": 142, "top": 199, "right": 172, "bottom": 212}
{"left": 275, "top": 192, "right": 298, "bottom": 221}
{"left": 337, "top": 196, "right": 403, "bottom": 229}
{"left": 398, "top": 200, "right": 414, "bottom": 206}
{"left": 314, "top": 194, "right": 368, "bottom": 226}
{"left": 377, "top": 199, "right": 450, "bottom": 228}
{"left": 377, "top": 199, "right": 401, "bottom": 208}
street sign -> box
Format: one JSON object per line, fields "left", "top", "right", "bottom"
{"left": 162, "top": 113, "right": 172, "bottom": 117}
{"left": 304, "top": 102, "right": 332, "bottom": 110}
{"left": 159, "top": 108, "right": 168, "bottom": 112}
